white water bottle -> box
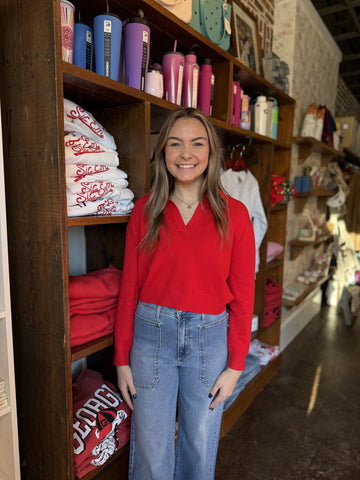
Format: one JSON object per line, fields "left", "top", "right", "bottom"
{"left": 254, "top": 95, "right": 268, "bottom": 136}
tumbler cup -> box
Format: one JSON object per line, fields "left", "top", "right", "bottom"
{"left": 162, "top": 52, "right": 184, "bottom": 105}
{"left": 73, "top": 22, "right": 93, "bottom": 71}
{"left": 60, "top": 0, "right": 75, "bottom": 63}
{"left": 94, "top": 13, "right": 122, "bottom": 80}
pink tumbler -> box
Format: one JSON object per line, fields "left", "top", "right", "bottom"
{"left": 230, "top": 80, "right": 242, "bottom": 127}
{"left": 162, "top": 51, "right": 184, "bottom": 105}
{"left": 182, "top": 51, "right": 199, "bottom": 108}
{"left": 197, "top": 59, "right": 215, "bottom": 116}
{"left": 60, "top": 0, "right": 75, "bottom": 63}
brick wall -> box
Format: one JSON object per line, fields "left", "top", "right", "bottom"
{"left": 336, "top": 77, "right": 360, "bottom": 123}
{"left": 236, "top": 0, "right": 275, "bottom": 53}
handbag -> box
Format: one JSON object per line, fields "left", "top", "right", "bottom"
{"left": 189, "top": 0, "right": 232, "bottom": 51}
{"left": 154, "top": 0, "right": 192, "bottom": 24}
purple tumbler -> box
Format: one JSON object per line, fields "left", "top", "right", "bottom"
{"left": 123, "top": 12, "right": 150, "bottom": 91}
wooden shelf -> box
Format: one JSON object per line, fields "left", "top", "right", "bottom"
{"left": 68, "top": 215, "right": 131, "bottom": 227}
{"left": 293, "top": 136, "right": 345, "bottom": 163}
{"left": 266, "top": 258, "right": 284, "bottom": 271}
{"left": 288, "top": 234, "right": 333, "bottom": 259}
{"left": 71, "top": 334, "right": 114, "bottom": 363}
{"left": 294, "top": 188, "right": 336, "bottom": 213}
{"left": 282, "top": 273, "right": 332, "bottom": 308}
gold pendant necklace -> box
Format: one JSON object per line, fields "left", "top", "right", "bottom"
{"left": 173, "top": 192, "right": 199, "bottom": 209}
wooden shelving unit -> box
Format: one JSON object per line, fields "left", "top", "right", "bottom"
{"left": 282, "top": 273, "right": 333, "bottom": 308}
{"left": 0, "top": 1, "right": 295, "bottom": 478}
{"left": 293, "top": 136, "right": 345, "bottom": 163}
{"left": 288, "top": 234, "right": 333, "bottom": 260}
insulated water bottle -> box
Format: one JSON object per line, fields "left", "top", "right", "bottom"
{"left": 254, "top": 95, "right": 268, "bottom": 136}
{"left": 94, "top": 12, "right": 122, "bottom": 80}
{"left": 230, "top": 81, "right": 241, "bottom": 127}
{"left": 123, "top": 12, "right": 150, "bottom": 91}
{"left": 240, "top": 94, "right": 250, "bottom": 130}
{"left": 162, "top": 51, "right": 184, "bottom": 105}
{"left": 73, "top": 22, "right": 93, "bottom": 71}
{"left": 181, "top": 51, "right": 199, "bottom": 108}
{"left": 271, "top": 98, "right": 279, "bottom": 140}
{"left": 197, "top": 59, "right": 215, "bottom": 116}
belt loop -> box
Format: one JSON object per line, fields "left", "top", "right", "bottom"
{"left": 202, "top": 313, "right": 205, "bottom": 322}
{"left": 156, "top": 304, "right": 161, "bottom": 321}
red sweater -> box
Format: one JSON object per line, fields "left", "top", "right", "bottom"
{"left": 114, "top": 193, "right": 255, "bottom": 370}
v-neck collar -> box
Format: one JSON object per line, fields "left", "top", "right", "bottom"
{"left": 169, "top": 198, "right": 203, "bottom": 230}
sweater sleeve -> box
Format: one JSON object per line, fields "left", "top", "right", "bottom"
{"left": 227, "top": 203, "right": 256, "bottom": 370}
{"left": 113, "top": 200, "right": 143, "bottom": 366}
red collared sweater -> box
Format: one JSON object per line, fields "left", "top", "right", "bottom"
{"left": 114, "top": 193, "right": 255, "bottom": 370}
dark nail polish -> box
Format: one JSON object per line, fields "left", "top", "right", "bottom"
{"left": 208, "top": 393, "right": 213, "bottom": 398}
{"left": 133, "top": 394, "right": 137, "bottom": 399}
{"left": 209, "top": 407, "right": 214, "bottom": 411}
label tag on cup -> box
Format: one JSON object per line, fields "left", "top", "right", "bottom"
{"left": 141, "top": 31, "right": 149, "bottom": 91}
{"left": 104, "top": 20, "right": 112, "bottom": 77}
{"left": 86, "top": 30, "right": 92, "bottom": 70}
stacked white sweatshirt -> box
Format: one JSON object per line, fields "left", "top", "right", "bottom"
{"left": 64, "top": 99, "right": 134, "bottom": 217}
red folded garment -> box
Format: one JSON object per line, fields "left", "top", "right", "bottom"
{"left": 70, "top": 308, "right": 117, "bottom": 347}
{"left": 69, "top": 265, "right": 121, "bottom": 303}
{"left": 73, "top": 369, "right": 131, "bottom": 479}
{"left": 70, "top": 297, "right": 118, "bottom": 316}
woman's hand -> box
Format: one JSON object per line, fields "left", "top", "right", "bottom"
{"left": 116, "top": 365, "right": 137, "bottom": 411}
{"left": 209, "top": 367, "right": 243, "bottom": 409}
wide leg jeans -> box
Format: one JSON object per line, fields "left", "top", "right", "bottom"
{"left": 129, "top": 301, "right": 228, "bottom": 480}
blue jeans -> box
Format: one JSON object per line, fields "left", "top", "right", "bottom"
{"left": 129, "top": 301, "right": 229, "bottom": 480}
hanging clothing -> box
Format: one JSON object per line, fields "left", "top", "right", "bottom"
{"left": 220, "top": 168, "right": 268, "bottom": 273}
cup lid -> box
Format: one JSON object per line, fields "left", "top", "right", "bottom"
{"left": 163, "top": 51, "right": 184, "bottom": 57}
{"left": 96, "top": 12, "right": 121, "bottom": 20}
{"left": 61, "top": 0, "right": 75, "bottom": 9}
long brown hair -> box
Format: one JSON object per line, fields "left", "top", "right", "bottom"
{"left": 140, "top": 108, "right": 229, "bottom": 252}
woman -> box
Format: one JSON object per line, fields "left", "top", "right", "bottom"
{"left": 114, "top": 107, "right": 255, "bottom": 480}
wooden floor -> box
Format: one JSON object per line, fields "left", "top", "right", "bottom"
{"left": 215, "top": 305, "right": 360, "bottom": 480}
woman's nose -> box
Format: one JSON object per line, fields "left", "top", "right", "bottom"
{"left": 181, "top": 144, "right": 192, "bottom": 158}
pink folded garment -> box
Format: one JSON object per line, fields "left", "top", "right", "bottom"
{"left": 65, "top": 133, "right": 119, "bottom": 166}
{"left": 66, "top": 164, "right": 127, "bottom": 181}
{"left": 67, "top": 198, "right": 134, "bottom": 217}
{"left": 64, "top": 99, "right": 117, "bottom": 150}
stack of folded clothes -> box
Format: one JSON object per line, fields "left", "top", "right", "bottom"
{"left": 64, "top": 98, "right": 135, "bottom": 217}
{"left": 69, "top": 265, "right": 122, "bottom": 347}
{"left": 248, "top": 339, "right": 280, "bottom": 366}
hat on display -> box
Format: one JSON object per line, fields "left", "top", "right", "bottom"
{"left": 326, "top": 187, "right": 346, "bottom": 208}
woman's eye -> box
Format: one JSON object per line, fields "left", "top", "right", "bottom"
{"left": 169, "top": 142, "right": 181, "bottom": 147}
{"left": 193, "top": 142, "right": 205, "bottom": 147}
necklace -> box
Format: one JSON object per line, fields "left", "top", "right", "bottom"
{"left": 173, "top": 192, "right": 200, "bottom": 209}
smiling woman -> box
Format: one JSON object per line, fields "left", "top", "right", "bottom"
{"left": 114, "top": 107, "right": 256, "bottom": 480}
{"left": 165, "top": 116, "right": 209, "bottom": 222}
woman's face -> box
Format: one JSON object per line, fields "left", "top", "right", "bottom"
{"left": 164, "top": 117, "right": 210, "bottom": 187}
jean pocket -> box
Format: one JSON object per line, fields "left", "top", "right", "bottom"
{"left": 199, "top": 314, "right": 228, "bottom": 388}
{"left": 130, "top": 313, "right": 161, "bottom": 389}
